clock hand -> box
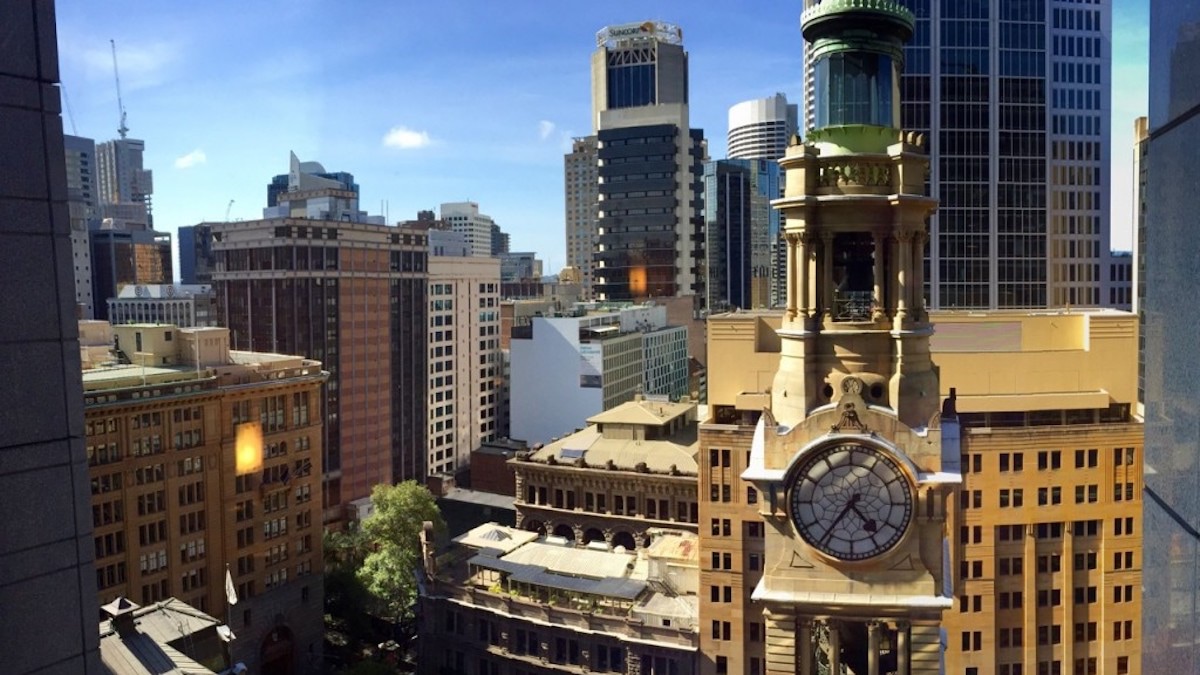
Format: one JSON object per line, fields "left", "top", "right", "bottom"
{"left": 849, "top": 502, "right": 878, "bottom": 533}
{"left": 820, "top": 494, "right": 861, "bottom": 545}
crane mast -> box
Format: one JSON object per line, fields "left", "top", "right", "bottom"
{"left": 110, "top": 39, "right": 128, "bottom": 139}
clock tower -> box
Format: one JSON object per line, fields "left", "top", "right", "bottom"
{"left": 741, "top": 1, "right": 959, "bottom": 673}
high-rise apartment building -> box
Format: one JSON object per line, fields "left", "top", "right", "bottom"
{"left": 590, "top": 21, "right": 707, "bottom": 306}
{"left": 800, "top": 0, "right": 1110, "bottom": 309}
{"left": 81, "top": 321, "right": 327, "bottom": 674}
{"left": 427, "top": 256, "right": 501, "bottom": 477}
{"left": 96, "top": 137, "right": 153, "bottom": 225}
{"left": 0, "top": 3, "right": 103, "bottom": 667}
{"left": 210, "top": 163, "right": 428, "bottom": 525}
{"left": 727, "top": 93, "right": 798, "bottom": 161}
{"left": 65, "top": 134, "right": 97, "bottom": 317}
{"left": 1142, "top": 3, "right": 1200, "bottom": 671}
{"left": 178, "top": 223, "right": 216, "bottom": 285}
{"left": 440, "top": 201, "right": 495, "bottom": 257}
{"left": 564, "top": 136, "right": 599, "bottom": 299}
{"left": 89, "top": 221, "right": 174, "bottom": 320}
{"left": 702, "top": 159, "right": 780, "bottom": 311}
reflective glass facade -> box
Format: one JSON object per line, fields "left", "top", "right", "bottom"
{"left": 881, "top": 0, "right": 1108, "bottom": 309}
{"left": 1143, "top": 1, "right": 1200, "bottom": 670}
{"left": 703, "top": 159, "right": 781, "bottom": 311}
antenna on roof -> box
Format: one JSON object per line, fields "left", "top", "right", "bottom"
{"left": 110, "top": 39, "right": 129, "bottom": 139}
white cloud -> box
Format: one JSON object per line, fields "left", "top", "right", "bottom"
{"left": 382, "top": 126, "right": 432, "bottom": 149}
{"left": 174, "top": 149, "right": 207, "bottom": 169}
{"left": 538, "top": 120, "right": 556, "bottom": 140}
{"left": 71, "top": 40, "right": 181, "bottom": 91}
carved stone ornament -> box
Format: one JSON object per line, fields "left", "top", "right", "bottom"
{"left": 831, "top": 401, "right": 869, "bottom": 433}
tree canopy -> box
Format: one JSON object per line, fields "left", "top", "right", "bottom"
{"left": 356, "top": 481, "right": 445, "bottom": 623}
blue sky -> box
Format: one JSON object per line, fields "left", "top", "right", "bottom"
{"left": 56, "top": 1, "right": 1148, "bottom": 273}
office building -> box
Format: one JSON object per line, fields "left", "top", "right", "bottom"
{"left": 512, "top": 397, "right": 701, "bottom": 546}
{"left": 440, "top": 201, "right": 495, "bottom": 257}
{"left": 0, "top": 4, "right": 104, "bottom": 668}
{"left": 65, "top": 134, "right": 97, "bottom": 317}
{"left": 427, "top": 255, "right": 502, "bottom": 477}
{"left": 703, "top": 159, "right": 781, "bottom": 311}
{"left": 1142, "top": 3, "right": 1200, "bottom": 671}
{"left": 210, "top": 162, "right": 428, "bottom": 524}
{"left": 509, "top": 305, "right": 688, "bottom": 445}
{"left": 82, "top": 321, "right": 327, "bottom": 674}
{"left": 417, "top": 523, "right": 700, "bottom": 674}
{"left": 107, "top": 283, "right": 217, "bottom": 327}
{"left": 89, "top": 221, "right": 174, "bottom": 320}
{"left": 727, "top": 93, "right": 798, "bottom": 161}
{"left": 263, "top": 152, "right": 380, "bottom": 224}
{"left": 800, "top": 0, "right": 1111, "bottom": 309}
{"left": 727, "top": 95, "right": 796, "bottom": 309}
{"left": 564, "top": 135, "right": 599, "bottom": 299}
{"left": 1132, "top": 116, "right": 1149, "bottom": 412}
{"left": 490, "top": 222, "right": 510, "bottom": 256}
{"left": 178, "top": 223, "right": 216, "bottom": 285}
{"left": 267, "top": 157, "right": 357, "bottom": 208}
{"left": 498, "top": 251, "right": 542, "bottom": 282}
{"left": 1106, "top": 250, "right": 1132, "bottom": 310}
{"left": 96, "top": 137, "right": 153, "bottom": 226}
{"left": 590, "top": 22, "right": 707, "bottom": 306}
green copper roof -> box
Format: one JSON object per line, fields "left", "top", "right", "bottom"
{"left": 801, "top": 0, "right": 915, "bottom": 31}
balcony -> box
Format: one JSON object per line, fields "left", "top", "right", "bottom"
{"left": 833, "top": 291, "right": 875, "bottom": 322}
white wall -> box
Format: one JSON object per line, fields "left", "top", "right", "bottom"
{"left": 509, "top": 317, "right": 603, "bottom": 445}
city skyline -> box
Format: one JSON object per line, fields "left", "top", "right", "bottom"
{"left": 56, "top": 1, "right": 1148, "bottom": 272}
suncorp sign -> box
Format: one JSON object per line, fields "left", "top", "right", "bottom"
{"left": 596, "top": 21, "right": 683, "bottom": 48}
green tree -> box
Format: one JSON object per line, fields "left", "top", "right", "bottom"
{"left": 357, "top": 481, "right": 445, "bottom": 624}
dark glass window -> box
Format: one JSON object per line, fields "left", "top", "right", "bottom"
{"left": 814, "top": 52, "right": 896, "bottom": 127}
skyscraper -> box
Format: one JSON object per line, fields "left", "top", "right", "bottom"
{"left": 702, "top": 159, "right": 780, "bottom": 310}
{"left": 177, "top": 223, "right": 215, "bottom": 285}
{"left": 1142, "top": 4, "right": 1200, "bottom": 671}
{"left": 564, "top": 135, "right": 599, "bottom": 299}
{"left": 727, "top": 93, "right": 798, "bottom": 161}
{"left": 802, "top": 0, "right": 1110, "bottom": 309}
{"left": 65, "top": 134, "right": 97, "bottom": 317}
{"left": 590, "top": 21, "right": 707, "bottom": 306}
{"left": 88, "top": 222, "right": 174, "bottom": 320}
{"left": 96, "top": 137, "right": 153, "bottom": 226}
{"left": 210, "top": 159, "right": 428, "bottom": 525}
{"left": 439, "top": 201, "right": 495, "bottom": 257}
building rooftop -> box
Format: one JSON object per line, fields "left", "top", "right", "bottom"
{"left": 98, "top": 598, "right": 224, "bottom": 675}
{"left": 527, "top": 398, "right": 700, "bottom": 475}
{"left": 436, "top": 523, "right": 699, "bottom": 630}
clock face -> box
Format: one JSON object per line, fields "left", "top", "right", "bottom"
{"left": 789, "top": 443, "right": 913, "bottom": 561}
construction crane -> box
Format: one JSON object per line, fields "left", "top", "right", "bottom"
{"left": 61, "top": 82, "right": 78, "bottom": 135}
{"left": 225, "top": 200, "right": 235, "bottom": 221}
{"left": 110, "top": 39, "right": 128, "bottom": 139}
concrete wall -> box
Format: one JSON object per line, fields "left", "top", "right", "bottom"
{"left": 0, "top": 1, "right": 104, "bottom": 670}
{"left": 510, "top": 317, "right": 602, "bottom": 445}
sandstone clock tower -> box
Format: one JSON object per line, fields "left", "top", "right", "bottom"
{"left": 740, "top": 1, "right": 959, "bottom": 673}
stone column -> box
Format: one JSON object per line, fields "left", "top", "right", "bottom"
{"left": 820, "top": 232, "right": 835, "bottom": 318}
{"left": 893, "top": 231, "right": 910, "bottom": 324}
{"left": 911, "top": 232, "right": 926, "bottom": 318}
{"left": 872, "top": 233, "right": 886, "bottom": 320}
{"left": 786, "top": 233, "right": 798, "bottom": 319}
{"left": 797, "top": 618, "right": 815, "bottom": 675}
{"left": 764, "top": 608, "right": 798, "bottom": 675}
{"left": 867, "top": 621, "right": 882, "bottom": 675}
{"left": 896, "top": 621, "right": 910, "bottom": 675}
{"left": 798, "top": 234, "right": 811, "bottom": 318}
{"left": 828, "top": 620, "right": 841, "bottom": 674}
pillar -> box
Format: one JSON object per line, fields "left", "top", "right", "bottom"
{"left": 820, "top": 232, "right": 834, "bottom": 317}
{"left": 798, "top": 234, "right": 810, "bottom": 318}
{"left": 797, "top": 618, "right": 815, "bottom": 675}
{"left": 786, "top": 233, "right": 798, "bottom": 319}
{"left": 873, "top": 233, "right": 886, "bottom": 320}
{"left": 867, "top": 621, "right": 882, "bottom": 675}
{"left": 897, "top": 621, "right": 910, "bottom": 675}
{"left": 911, "top": 232, "right": 926, "bottom": 318}
{"left": 893, "top": 231, "right": 909, "bottom": 324}
{"left": 828, "top": 620, "right": 841, "bottom": 674}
